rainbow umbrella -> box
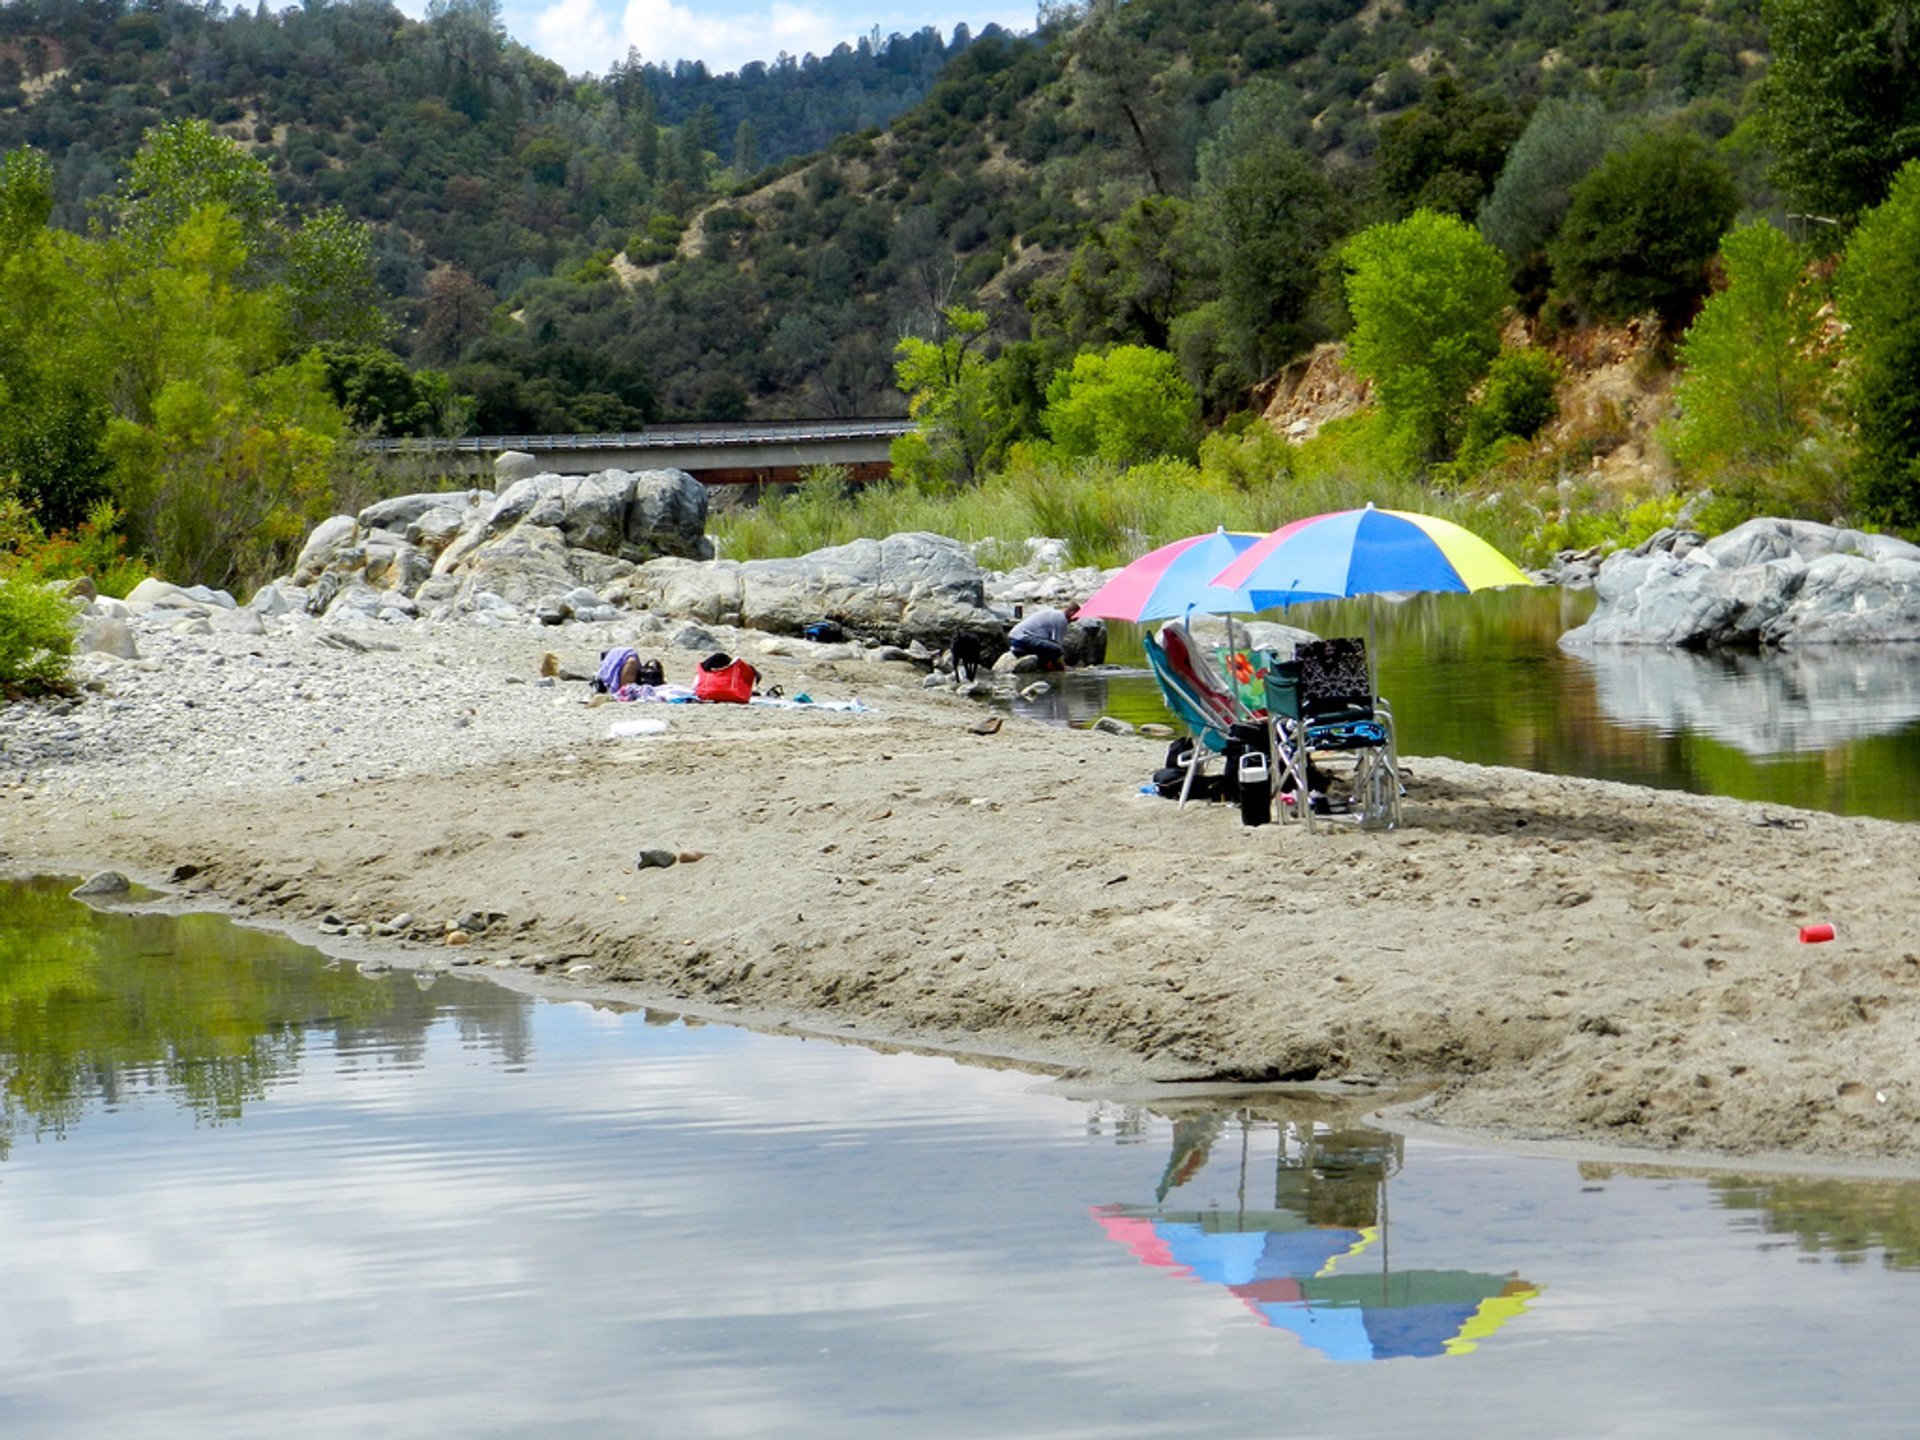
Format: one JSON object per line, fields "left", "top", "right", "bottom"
{"left": 1092, "top": 1207, "right": 1542, "bottom": 1363}
{"left": 1077, "top": 528, "right": 1274, "bottom": 624}
{"left": 1210, "top": 504, "right": 1534, "bottom": 612}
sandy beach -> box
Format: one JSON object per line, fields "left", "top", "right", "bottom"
{"left": 6, "top": 614, "right": 1919, "bottom": 1173}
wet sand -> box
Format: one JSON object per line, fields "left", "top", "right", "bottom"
{"left": 7, "top": 622, "right": 1919, "bottom": 1172}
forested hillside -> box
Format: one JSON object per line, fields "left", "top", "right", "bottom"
{"left": 2, "top": 0, "right": 1777, "bottom": 432}
{"left": 6, "top": 0, "right": 1920, "bottom": 626}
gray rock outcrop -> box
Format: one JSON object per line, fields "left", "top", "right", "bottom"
{"left": 1561, "top": 519, "right": 1920, "bottom": 648}
{"left": 620, "top": 532, "right": 1001, "bottom": 647}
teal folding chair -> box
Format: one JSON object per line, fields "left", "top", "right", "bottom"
{"left": 1143, "top": 621, "right": 1249, "bottom": 807}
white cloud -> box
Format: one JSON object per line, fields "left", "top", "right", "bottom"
{"left": 508, "top": 0, "right": 1036, "bottom": 77}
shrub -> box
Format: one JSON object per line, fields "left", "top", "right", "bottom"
{"left": 0, "top": 575, "right": 73, "bottom": 696}
{"left": 1457, "top": 348, "right": 1563, "bottom": 467}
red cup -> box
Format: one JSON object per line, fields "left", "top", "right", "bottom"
{"left": 1799, "top": 922, "right": 1836, "bottom": 944}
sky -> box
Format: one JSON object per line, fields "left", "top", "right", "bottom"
{"left": 422, "top": 0, "right": 1040, "bottom": 80}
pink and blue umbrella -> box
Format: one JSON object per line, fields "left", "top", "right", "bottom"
{"left": 1210, "top": 505, "right": 1535, "bottom": 612}
{"left": 1093, "top": 1207, "right": 1542, "bottom": 1363}
{"left": 1076, "top": 528, "right": 1271, "bottom": 624}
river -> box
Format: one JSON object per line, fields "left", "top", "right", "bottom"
{"left": 3, "top": 876, "right": 1920, "bottom": 1437}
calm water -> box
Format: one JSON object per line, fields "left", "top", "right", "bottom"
{"left": 1017, "top": 588, "right": 1920, "bottom": 821}
{"left": 5, "top": 877, "right": 1920, "bottom": 1437}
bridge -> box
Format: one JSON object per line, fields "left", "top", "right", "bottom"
{"left": 362, "top": 417, "right": 916, "bottom": 485}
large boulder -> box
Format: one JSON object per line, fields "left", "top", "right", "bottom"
{"left": 1562, "top": 518, "right": 1920, "bottom": 647}
{"left": 623, "top": 532, "right": 999, "bottom": 647}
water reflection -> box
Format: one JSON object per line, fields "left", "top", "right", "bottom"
{"left": 1094, "top": 1105, "right": 1542, "bottom": 1361}
{"left": 1565, "top": 643, "right": 1920, "bottom": 756}
{"left": 0, "top": 875, "right": 534, "bottom": 1153}
{"left": 11, "top": 888, "right": 1920, "bottom": 1434}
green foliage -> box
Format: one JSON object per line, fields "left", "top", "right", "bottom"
{"left": 1040, "top": 345, "right": 1198, "bottom": 466}
{"left": 283, "top": 207, "right": 387, "bottom": 351}
{"left": 1374, "top": 77, "right": 1524, "bottom": 221}
{"left": 1836, "top": 160, "right": 1920, "bottom": 530}
{"left": 1037, "top": 196, "right": 1198, "bottom": 352}
{"left": 1665, "top": 222, "right": 1834, "bottom": 489}
{"left": 0, "top": 146, "right": 53, "bottom": 251}
{"left": 316, "top": 346, "right": 460, "bottom": 438}
{"left": 1478, "top": 98, "right": 1613, "bottom": 266}
{"left": 1192, "top": 79, "right": 1347, "bottom": 385}
{"left": 0, "top": 575, "right": 73, "bottom": 696}
{"left": 1549, "top": 127, "right": 1742, "bottom": 326}
{"left": 1450, "top": 348, "right": 1563, "bottom": 475}
{"left": 1762, "top": 0, "right": 1920, "bottom": 220}
{"left": 891, "top": 306, "right": 996, "bottom": 489}
{"left": 1529, "top": 490, "right": 1684, "bottom": 557}
{"left": 114, "top": 119, "right": 277, "bottom": 252}
{"left": 0, "top": 497, "right": 146, "bottom": 599}
{"left": 1341, "top": 210, "right": 1511, "bottom": 462}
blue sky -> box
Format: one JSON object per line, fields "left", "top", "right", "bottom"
{"left": 460, "top": 0, "right": 1038, "bottom": 79}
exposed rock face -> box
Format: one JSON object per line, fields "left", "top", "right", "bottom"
{"left": 1561, "top": 519, "right": 1920, "bottom": 648}
{"left": 280, "top": 467, "right": 709, "bottom": 626}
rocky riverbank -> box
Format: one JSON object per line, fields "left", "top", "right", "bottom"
{"left": 7, "top": 601, "right": 1920, "bottom": 1175}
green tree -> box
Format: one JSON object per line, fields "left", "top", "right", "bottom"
{"left": 91, "top": 125, "right": 354, "bottom": 588}
{"left": 1041, "top": 196, "right": 1198, "bottom": 352}
{"left": 113, "top": 119, "right": 277, "bottom": 254}
{"left": 284, "top": 207, "right": 387, "bottom": 350}
{"left": 316, "top": 345, "right": 460, "bottom": 437}
{"left": 1193, "top": 80, "right": 1347, "bottom": 384}
{"left": 1479, "top": 98, "right": 1613, "bottom": 270}
{"left": 1836, "top": 160, "right": 1920, "bottom": 528}
{"left": 1041, "top": 345, "right": 1198, "bottom": 465}
{"left": 1763, "top": 0, "right": 1920, "bottom": 220}
{"left": 0, "top": 148, "right": 114, "bottom": 532}
{"left": 891, "top": 306, "right": 996, "bottom": 489}
{"left": 1666, "top": 222, "right": 1831, "bottom": 483}
{"left": 1549, "top": 127, "right": 1741, "bottom": 326}
{"left": 1341, "top": 210, "right": 1511, "bottom": 462}
{"left": 1375, "top": 76, "right": 1524, "bottom": 221}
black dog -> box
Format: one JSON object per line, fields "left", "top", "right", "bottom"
{"left": 949, "top": 631, "right": 983, "bottom": 682}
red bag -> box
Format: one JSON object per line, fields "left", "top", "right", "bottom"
{"left": 694, "top": 655, "right": 759, "bottom": 704}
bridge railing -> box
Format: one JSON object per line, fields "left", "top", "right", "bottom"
{"left": 360, "top": 418, "right": 916, "bottom": 454}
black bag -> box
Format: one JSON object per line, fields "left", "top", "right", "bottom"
{"left": 634, "top": 658, "right": 664, "bottom": 687}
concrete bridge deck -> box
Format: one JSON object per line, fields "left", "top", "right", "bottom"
{"left": 363, "top": 418, "right": 915, "bottom": 484}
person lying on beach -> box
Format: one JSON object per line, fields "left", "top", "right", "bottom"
{"left": 595, "top": 648, "right": 670, "bottom": 701}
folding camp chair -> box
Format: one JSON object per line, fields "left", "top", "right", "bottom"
{"left": 1265, "top": 636, "right": 1400, "bottom": 831}
{"left": 1143, "top": 621, "right": 1267, "bottom": 808}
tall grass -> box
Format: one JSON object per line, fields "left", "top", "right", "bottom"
{"left": 710, "top": 423, "right": 1546, "bottom": 569}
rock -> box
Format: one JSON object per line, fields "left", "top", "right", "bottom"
{"left": 1091, "top": 716, "right": 1134, "bottom": 735}
{"left": 1564, "top": 518, "right": 1920, "bottom": 648}
{"left": 625, "top": 532, "right": 999, "bottom": 648}
{"left": 77, "top": 615, "right": 139, "bottom": 660}
{"left": 71, "top": 870, "right": 131, "bottom": 896}
{"left": 495, "top": 450, "right": 542, "bottom": 485}
{"left": 1021, "top": 681, "right": 1051, "bottom": 699}
{"left": 291, "top": 516, "right": 359, "bottom": 584}
{"left": 636, "top": 849, "right": 679, "bottom": 870}
{"left": 445, "top": 930, "right": 471, "bottom": 946}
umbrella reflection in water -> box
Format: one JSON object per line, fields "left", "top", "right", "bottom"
{"left": 1094, "top": 1107, "right": 1542, "bottom": 1362}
